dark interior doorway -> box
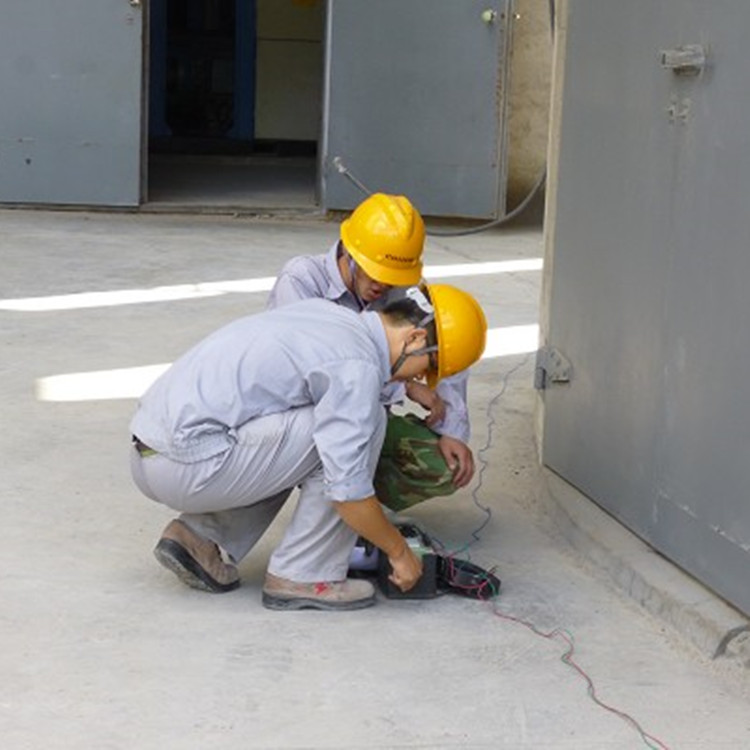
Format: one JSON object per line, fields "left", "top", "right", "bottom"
{"left": 146, "top": 0, "right": 321, "bottom": 209}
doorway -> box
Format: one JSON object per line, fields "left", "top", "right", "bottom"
{"left": 146, "top": 0, "right": 323, "bottom": 211}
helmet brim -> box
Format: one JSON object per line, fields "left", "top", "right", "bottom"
{"left": 344, "top": 241, "right": 423, "bottom": 287}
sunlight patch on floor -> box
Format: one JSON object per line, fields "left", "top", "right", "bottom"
{"left": 35, "top": 325, "right": 539, "bottom": 402}
{"left": 2, "top": 259, "right": 542, "bottom": 312}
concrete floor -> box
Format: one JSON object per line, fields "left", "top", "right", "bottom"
{"left": 146, "top": 155, "right": 318, "bottom": 212}
{"left": 1, "top": 208, "right": 749, "bottom": 749}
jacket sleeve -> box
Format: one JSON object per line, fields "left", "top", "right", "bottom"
{"left": 267, "top": 259, "right": 321, "bottom": 309}
{"left": 432, "top": 370, "right": 471, "bottom": 443}
{"left": 306, "top": 360, "right": 386, "bottom": 501}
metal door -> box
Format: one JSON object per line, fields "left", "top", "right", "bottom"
{"left": 0, "top": 0, "right": 144, "bottom": 206}
{"left": 321, "top": 0, "right": 510, "bottom": 219}
{"left": 543, "top": 1, "right": 750, "bottom": 614}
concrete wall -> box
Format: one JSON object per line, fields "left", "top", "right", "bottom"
{"left": 506, "top": 0, "right": 553, "bottom": 210}
{"left": 254, "top": 0, "right": 324, "bottom": 141}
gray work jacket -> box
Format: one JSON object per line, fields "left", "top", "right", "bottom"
{"left": 130, "top": 300, "right": 390, "bottom": 502}
{"left": 267, "top": 242, "right": 471, "bottom": 442}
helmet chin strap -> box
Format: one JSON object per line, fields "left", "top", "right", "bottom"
{"left": 390, "top": 308, "right": 438, "bottom": 378}
{"left": 337, "top": 243, "right": 367, "bottom": 310}
{"left": 390, "top": 338, "right": 439, "bottom": 379}
{"left": 347, "top": 256, "right": 367, "bottom": 311}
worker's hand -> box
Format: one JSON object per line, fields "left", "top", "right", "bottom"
{"left": 438, "top": 435, "right": 475, "bottom": 488}
{"left": 406, "top": 380, "right": 446, "bottom": 427}
{"left": 388, "top": 543, "right": 423, "bottom": 592}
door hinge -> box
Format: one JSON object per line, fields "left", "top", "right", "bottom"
{"left": 534, "top": 346, "right": 572, "bottom": 390}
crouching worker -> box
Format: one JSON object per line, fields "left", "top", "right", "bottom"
{"left": 268, "top": 192, "right": 477, "bottom": 512}
{"left": 129, "top": 283, "right": 487, "bottom": 611}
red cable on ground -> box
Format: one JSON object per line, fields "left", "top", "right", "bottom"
{"left": 479, "top": 589, "right": 673, "bottom": 750}
{"left": 438, "top": 358, "right": 674, "bottom": 750}
{"left": 437, "top": 533, "right": 672, "bottom": 749}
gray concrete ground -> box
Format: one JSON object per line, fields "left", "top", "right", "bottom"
{"left": 1, "top": 208, "right": 749, "bottom": 749}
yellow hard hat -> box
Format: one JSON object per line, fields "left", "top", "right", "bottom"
{"left": 425, "top": 283, "right": 487, "bottom": 388}
{"left": 340, "top": 193, "right": 425, "bottom": 286}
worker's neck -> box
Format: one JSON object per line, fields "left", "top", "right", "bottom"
{"left": 378, "top": 313, "right": 411, "bottom": 374}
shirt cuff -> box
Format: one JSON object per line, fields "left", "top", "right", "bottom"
{"left": 325, "top": 469, "right": 375, "bottom": 502}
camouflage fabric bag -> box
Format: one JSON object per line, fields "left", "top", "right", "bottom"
{"left": 373, "top": 413, "right": 458, "bottom": 512}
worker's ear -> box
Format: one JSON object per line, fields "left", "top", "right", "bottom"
{"left": 406, "top": 327, "right": 428, "bottom": 348}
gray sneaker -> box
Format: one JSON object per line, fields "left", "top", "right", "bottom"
{"left": 262, "top": 572, "right": 376, "bottom": 611}
{"left": 153, "top": 519, "right": 240, "bottom": 593}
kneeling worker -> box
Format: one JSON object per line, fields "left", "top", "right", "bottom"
{"left": 268, "top": 192, "right": 477, "bottom": 510}
{"left": 130, "top": 283, "right": 487, "bottom": 611}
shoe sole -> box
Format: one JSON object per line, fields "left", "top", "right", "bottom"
{"left": 262, "top": 592, "right": 376, "bottom": 611}
{"left": 154, "top": 538, "right": 239, "bottom": 594}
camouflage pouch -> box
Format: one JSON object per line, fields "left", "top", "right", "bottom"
{"left": 373, "top": 413, "right": 458, "bottom": 512}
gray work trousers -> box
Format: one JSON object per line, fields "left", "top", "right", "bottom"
{"left": 130, "top": 405, "right": 387, "bottom": 583}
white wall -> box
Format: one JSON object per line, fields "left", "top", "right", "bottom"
{"left": 254, "top": 0, "right": 324, "bottom": 142}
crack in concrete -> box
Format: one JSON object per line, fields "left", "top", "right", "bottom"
{"left": 713, "top": 623, "right": 750, "bottom": 660}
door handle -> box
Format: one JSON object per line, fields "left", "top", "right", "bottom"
{"left": 481, "top": 9, "right": 497, "bottom": 24}
{"left": 660, "top": 44, "right": 706, "bottom": 76}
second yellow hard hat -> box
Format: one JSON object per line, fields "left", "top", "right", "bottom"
{"left": 340, "top": 193, "right": 425, "bottom": 286}
{"left": 425, "top": 283, "right": 488, "bottom": 388}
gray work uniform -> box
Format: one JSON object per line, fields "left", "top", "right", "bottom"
{"left": 267, "top": 241, "right": 471, "bottom": 443}
{"left": 130, "top": 299, "right": 389, "bottom": 583}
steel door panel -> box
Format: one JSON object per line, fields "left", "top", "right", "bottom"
{"left": 0, "top": 0, "right": 143, "bottom": 206}
{"left": 322, "top": 0, "right": 509, "bottom": 219}
{"left": 544, "top": 1, "right": 750, "bottom": 614}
